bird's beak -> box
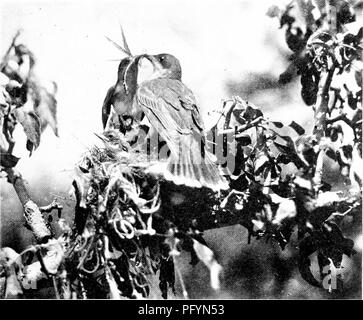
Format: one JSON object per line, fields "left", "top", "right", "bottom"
{"left": 143, "top": 54, "right": 161, "bottom": 71}
{"left": 137, "top": 54, "right": 163, "bottom": 82}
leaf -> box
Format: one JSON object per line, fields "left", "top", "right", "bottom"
{"left": 13, "top": 109, "right": 41, "bottom": 155}
{"left": 72, "top": 173, "right": 92, "bottom": 209}
{"left": 235, "top": 134, "right": 251, "bottom": 146}
{"left": 0, "top": 152, "right": 19, "bottom": 168}
{"left": 159, "top": 243, "right": 175, "bottom": 299}
{"left": 232, "top": 109, "right": 246, "bottom": 125}
{"left": 243, "top": 105, "right": 263, "bottom": 122}
{"left": 33, "top": 84, "right": 58, "bottom": 136}
{"left": 254, "top": 153, "right": 269, "bottom": 175}
{"left": 271, "top": 121, "right": 284, "bottom": 128}
{"left": 192, "top": 239, "right": 222, "bottom": 291}
{"left": 285, "top": 27, "right": 305, "bottom": 52}
{"left": 272, "top": 198, "right": 297, "bottom": 225}
{"left": 355, "top": 70, "right": 362, "bottom": 87}
{"left": 5, "top": 267, "right": 23, "bottom": 298}
{"left": 301, "top": 72, "right": 318, "bottom": 106}
{"left": 322, "top": 222, "right": 355, "bottom": 267}
{"left": 308, "top": 207, "right": 335, "bottom": 227}
{"left": 279, "top": 62, "right": 298, "bottom": 84}
{"left": 288, "top": 121, "right": 305, "bottom": 135}
{"left": 266, "top": 5, "right": 281, "bottom": 18}
{"left": 298, "top": 236, "right": 322, "bottom": 288}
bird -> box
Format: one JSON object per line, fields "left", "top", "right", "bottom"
{"left": 95, "top": 130, "right": 131, "bottom": 162}
{"left": 134, "top": 53, "right": 228, "bottom": 191}
{"left": 102, "top": 55, "right": 143, "bottom": 132}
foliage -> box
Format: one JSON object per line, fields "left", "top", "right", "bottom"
{"left": 0, "top": 31, "right": 58, "bottom": 164}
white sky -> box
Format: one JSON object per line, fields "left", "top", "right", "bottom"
{"left": 0, "top": 0, "right": 291, "bottom": 185}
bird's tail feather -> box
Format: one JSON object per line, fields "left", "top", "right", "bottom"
{"left": 165, "top": 136, "right": 228, "bottom": 191}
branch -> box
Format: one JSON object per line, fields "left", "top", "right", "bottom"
{"left": 5, "top": 168, "right": 51, "bottom": 243}
{"left": 313, "top": 65, "right": 336, "bottom": 141}
{"left": 313, "top": 63, "right": 337, "bottom": 188}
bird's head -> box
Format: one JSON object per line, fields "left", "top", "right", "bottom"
{"left": 143, "top": 53, "right": 182, "bottom": 80}
{"left": 95, "top": 130, "right": 130, "bottom": 151}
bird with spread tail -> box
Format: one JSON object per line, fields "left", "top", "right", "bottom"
{"left": 134, "top": 53, "right": 228, "bottom": 191}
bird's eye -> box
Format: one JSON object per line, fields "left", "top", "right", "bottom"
{"left": 159, "top": 56, "right": 165, "bottom": 62}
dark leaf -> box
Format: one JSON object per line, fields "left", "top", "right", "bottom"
{"left": 341, "top": 145, "right": 353, "bottom": 160}
{"left": 337, "top": 2, "right": 355, "bottom": 26}
{"left": 0, "top": 152, "right": 19, "bottom": 168}
{"left": 271, "top": 121, "right": 284, "bottom": 128}
{"left": 288, "top": 121, "right": 305, "bottom": 135}
{"left": 298, "top": 236, "right": 322, "bottom": 287}
{"left": 351, "top": 109, "right": 362, "bottom": 127}
{"left": 159, "top": 245, "right": 175, "bottom": 299}
{"left": 285, "top": 27, "right": 305, "bottom": 52}
{"left": 301, "top": 75, "right": 318, "bottom": 105}
{"left": 276, "top": 152, "right": 292, "bottom": 164}
{"left": 279, "top": 62, "right": 298, "bottom": 84}
{"left": 232, "top": 109, "right": 246, "bottom": 125}
{"left": 230, "top": 173, "right": 249, "bottom": 191}
{"left": 309, "top": 207, "right": 335, "bottom": 227}
{"left": 280, "top": 10, "right": 295, "bottom": 28}
{"left": 33, "top": 84, "right": 58, "bottom": 136}
{"left": 26, "top": 139, "right": 34, "bottom": 155}
{"left": 243, "top": 105, "right": 263, "bottom": 122}
{"left": 355, "top": 70, "right": 362, "bottom": 88}
{"left": 327, "top": 124, "right": 343, "bottom": 142}
{"left": 235, "top": 134, "right": 251, "bottom": 146}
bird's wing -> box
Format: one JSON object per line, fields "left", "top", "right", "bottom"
{"left": 136, "top": 79, "right": 204, "bottom": 155}
{"left": 167, "top": 80, "right": 205, "bottom": 131}
{"left": 102, "top": 86, "right": 115, "bottom": 129}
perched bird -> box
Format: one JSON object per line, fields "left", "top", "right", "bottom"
{"left": 102, "top": 55, "right": 142, "bottom": 131}
{"left": 134, "top": 54, "right": 228, "bottom": 191}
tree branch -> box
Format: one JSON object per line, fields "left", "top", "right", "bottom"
{"left": 313, "top": 63, "right": 337, "bottom": 188}
{"left": 5, "top": 168, "right": 51, "bottom": 243}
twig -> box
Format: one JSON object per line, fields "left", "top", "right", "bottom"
{"left": 218, "top": 116, "right": 264, "bottom": 135}
{"left": 39, "top": 199, "right": 63, "bottom": 213}
{"left": 326, "top": 113, "right": 353, "bottom": 127}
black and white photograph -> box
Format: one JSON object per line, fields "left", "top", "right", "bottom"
{"left": 0, "top": 0, "right": 362, "bottom": 303}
